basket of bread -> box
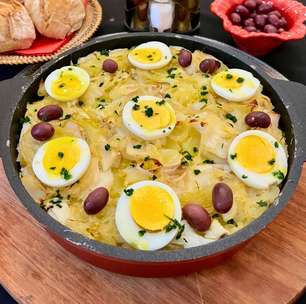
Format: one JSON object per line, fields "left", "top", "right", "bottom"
{"left": 0, "top": 0, "right": 102, "bottom": 64}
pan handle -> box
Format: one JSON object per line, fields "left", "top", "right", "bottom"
{"left": 269, "top": 78, "right": 306, "bottom": 163}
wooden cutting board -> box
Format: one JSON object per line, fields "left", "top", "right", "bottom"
{"left": 0, "top": 160, "right": 305, "bottom": 304}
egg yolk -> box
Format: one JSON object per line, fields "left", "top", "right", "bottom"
{"left": 213, "top": 71, "right": 252, "bottom": 90}
{"left": 42, "top": 137, "right": 81, "bottom": 177}
{"left": 130, "top": 186, "right": 174, "bottom": 231}
{"left": 235, "top": 135, "right": 275, "bottom": 173}
{"left": 51, "top": 71, "right": 85, "bottom": 100}
{"left": 132, "top": 100, "right": 176, "bottom": 131}
{"left": 130, "top": 48, "right": 162, "bottom": 63}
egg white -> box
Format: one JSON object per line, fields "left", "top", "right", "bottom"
{"left": 115, "top": 180, "right": 182, "bottom": 251}
{"left": 128, "top": 41, "right": 172, "bottom": 70}
{"left": 45, "top": 66, "right": 90, "bottom": 102}
{"left": 32, "top": 137, "right": 91, "bottom": 188}
{"left": 211, "top": 68, "right": 260, "bottom": 102}
{"left": 122, "top": 95, "right": 176, "bottom": 140}
{"left": 228, "top": 130, "right": 288, "bottom": 189}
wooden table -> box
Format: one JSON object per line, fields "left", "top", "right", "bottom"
{"left": 0, "top": 161, "right": 305, "bottom": 304}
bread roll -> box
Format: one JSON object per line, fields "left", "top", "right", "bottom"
{"left": 24, "top": 0, "right": 86, "bottom": 40}
{"left": 0, "top": 0, "right": 36, "bottom": 53}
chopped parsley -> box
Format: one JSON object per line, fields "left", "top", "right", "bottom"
{"left": 100, "top": 49, "right": 109, "bottom": 56}
{"left": 164, "top": 217, "right": 185, "bottom": 240}
{"left": 230, "top": 153, "right": 237, "bottom": 160}
{"left": 172, "top": 85, "right": 178, "bottom": 88}
{"left": 274, "top": 142, "right": 279, "bottom": 148}
{"left": 60, "top": 114, "right": 71, "bottom": 121}
{"left": 49, "top": 166, "right": 56, "bottom": 170}
{"left": 144, "top": 156, "right": 150, "bottom": 161}
{"left": 96, "top": 103, "right": 105, "bottom": 110}
{"left": 59, "top": 83, "right": 65, "bottom": 88}
{"left": 133, "top": 144, "right": 142, "bottom": 149}
{"left": 57, "top": 152, "right": 64, "bottom": 158}
{"left": 131, "top": 96, "right": 139, "bottom": 103}
{"left": 237, "top": 77, "right": 244, "bottom": 83}
{"left": 152, "top": 175, "right": 157, "bottom": 180}
{"left": 226, "top": 73, "right": 233, "bottom": 79}
{"left": 203, "top": 159, "right": 214, "bottom": 164}
{"left": 167, "top": 67, "right": 177, "bottom": 79}
{"left": 227, "top": 219, "right": 238, "bottom": 227}
{"left": 200, "top": 98, "right": 208, "bottom": 104}
{"left": 156, "top": 99, "right": 165, "bottom": 106}
{"left": 225, "top": 113, "right": 237, "bottom": 123}
{"left": 60, "top": 168, "right": 72, "bottom": 180}
{"left": 133, "top": 104, "right": 140, "bottom": 111}
{"left": 20, "top": 116, "right": 31, "bottom": 124}
{"left": 242, "top": 174, "right": 248, "bottom": 179}
{"left": 138, "top": 230, "right": 146, "bottom": 237}
{"left": 104, "top": 144, "right": 111, "bottom": 151}
{"left": 124, "top": 188, "right": 134, "bottom": 196}
{"left": 268, "top": 159, "right": 275, "bottom": 165}
{"left": 256, "top": 200, "right": 268, "bottom": 207}
{"left": 78, "top": 101, "right": 84, "bottom": 107}
{"left": 145, "top": 107, "right": 154, "bottom": 117}
{"left": 201, "top": 91, "right": 208, "bottom": 96}
{"left": 193, "top": 169, "right": 201, "bottom": 175}
{"left": 164, "top": 93, "right": 171, "bottom": 98}
{"left": 273, "top": 170, "right": 285, "bottom": 180}
{"left": 193, "top": 147, "right": 198, "bottom": 153}
{"left": 182, "top": 151, "right": 193, "bottom": 161}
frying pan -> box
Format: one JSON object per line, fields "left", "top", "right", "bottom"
{"left": 0, "top": 32, "right": 306, "bottom": 277}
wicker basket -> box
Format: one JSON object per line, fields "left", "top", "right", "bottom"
{"left": 0, "top": 0, "right": 102, "bottom": 65}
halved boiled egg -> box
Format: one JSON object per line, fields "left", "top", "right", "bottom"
{"left": 211, "top": 68, "right": 260, "bottom": 102}
{"left": 122, "top": 95, "right": 176, "bottom": 140}
{"left": 128, "top": 41, "right": 172, "bottom": 70}
{"left": 32, "top": 136, "right": 91, "bottom": 187}
{"left": 115, "top": 181, "right": 182, "bottom": 251}
{"left": 45, "top": 66, "right": 90, "bottom": 102}
{"left": 228, "top": 130, "right": 287, "bottom": 189}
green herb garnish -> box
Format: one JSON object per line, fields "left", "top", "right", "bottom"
{"left": 100, "top": 49, "right": 109, "bottom": 56}
{"left": 256, "top": 200, "right": 268, "bottom": 207}
{"left": 273, "top": 170, "right": 285, "bottom": 180}
{"left": 274, "top": 142, "right": 279, "bottom": 148}
{"left": 145, "top": 107, "right": 154, "bottom": 117}
{"left": 138, "top": 230, "right": 146, "bottom": 237}
{"left": 20, "top": 116, "right": 31, "bottom": 124}
{"left": 60, "top": 168, "right": 72, "bottom": 180}
{"left": 182, "top": 151, "right": 193, "bottom": 161}
{"left": 164, "top": 217, "right": 185, "bottom": 240}
{"left": 268, "top": 159, "right": 275, "bottom": 165}
{"left": 58, "top": 152, "right": 64, "bottom": 158}
{"left": 242, "top": 174, "right": 248, "bottom": 179}
{"left": 164, "top": 93, "right": 171, "bottom": 98}
{"left": 152, "top": 175, "right": 157, "bottom": 180}
{"left": 156, "top": 100, "right": 165, "bottom": 106}
{"left": 104, "top": 144, "right": 111, "bottom": 151}
{"left": 203, "top": 159, "right": 214, "bottom": 164}
{"left": 230, "top": 153, "right": 237, "bottom": 160}
{"left": 237, "top": 77, "right": 244, "bottom": 83}
{"left": 227, "top": 219, "right": 238, "bottom": 227}
{"left": 226, "top": 73, "right": 233, "bottom": 79}
{"left": 225, "top": 113, "right": 237, "bottom": 123}
{"left": 193, "top": 147, "right": 198, "bottom": 153}
{"left": 133, "top": 144, "right": 142, "bottom": 149}
{"left": 193, "top": 169, "right": 201, "bottom": 175}
{"left": 133, "top": 104, "right": 140, "bottom": 111}
{"left": 124, "top": 188, "right": 134, "bottom": 196}
{"left": 132, "top": 96, "right": 139, "bottom": 103}
{"left": 49, "top": 167, "right": 56, "bottom": 170}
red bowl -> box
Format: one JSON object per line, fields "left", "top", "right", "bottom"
{"left": 210, "top": 0, "right": 306, "bottom": 56}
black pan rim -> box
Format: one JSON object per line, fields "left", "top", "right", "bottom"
{"left": 1, "top": 32, "right": 305, "bottom": 263}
